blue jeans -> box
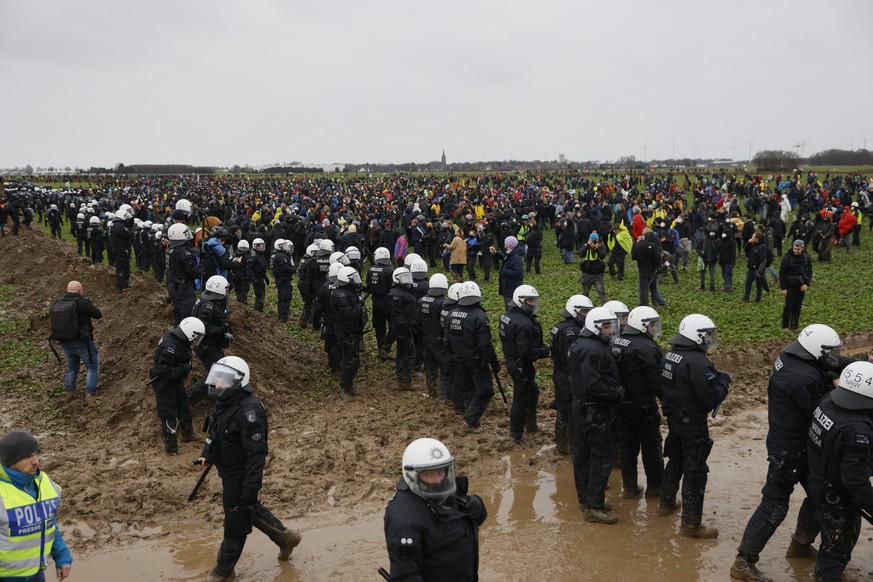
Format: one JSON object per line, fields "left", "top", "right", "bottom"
{"left": 62, "top": 340, "right": 100, "bottom": 394}
{"left": 562, "top": 249, "right": 574, "bottom": 264}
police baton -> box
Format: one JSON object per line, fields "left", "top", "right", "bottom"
{"left": 492, "top": 368, "right": 508, "bottom": 404}
{"left": 377, "top": 567, "right": 390, "bottom": 581}
{"left": 188, "top": 460, "right": 211, "bottom": 502}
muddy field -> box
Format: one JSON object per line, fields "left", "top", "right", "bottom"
{"left": 1, "top": 227, "right": 872, "bottom": 581}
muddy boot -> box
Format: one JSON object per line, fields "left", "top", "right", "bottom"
{"left": 161, "top": 420, "right": 179, "bottom": 456}
{"left": 253, "top": 506, "right": 302, "bottom": 560}
{"left": 644, "top": 486, "right": 661, "bottom": 499}
{"left": 658, "top": 500, "right": 680, "bottom": 516}
{"left": 378, "top": 347, "right": 392, "bottom": 361}
{"left": 425, "top": 376, "right": 438, "bottom": 397}
{"left": 584, "top": 507, "right": 619, "bottom": 525}
{"left": 679, "top": 523, "right": 719, "bottom": 539}
{"left": 211, "top": 537, "right": 244, "bottom": 578}
{"left": 180, "top": 420, "right": 195, "bottom": 442}
{"left": 397, "top": 378, "right": 413, "bottom": 392}
{"left": 730, "top": 555, "right": 773, "bottom": 582}
{"left": 510, "top": 433, "right": 524, "bottom": 445}
{"left": 554, "top": 415, "right": 569, "bottom": 455}
{"left": 298, "top": 314, "right": 308, "bottom": 329}
{"left": 332, "top": 370, "right": 342, "bottom": 382}
{"left": 785, "top": 535, "right": 818, "bottom": 559}
{"left": 525, "top": 408, "right": 538, "bottom": 433}
{"left": 621, "top": 484, "right": 642, "bottom": 499}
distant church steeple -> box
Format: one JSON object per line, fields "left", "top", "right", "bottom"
{"left": 441, "top": 150, "right": 446, "bottom": 167}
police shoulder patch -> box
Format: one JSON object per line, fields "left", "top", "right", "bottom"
{"left": 855, "top": 434, "right": 870, "bottom": 445}
{"left": 705, "top": 372, "right": 716, "bottom": 381}
{"left": 245, "top": 410, "right": 258, "bottom": 423}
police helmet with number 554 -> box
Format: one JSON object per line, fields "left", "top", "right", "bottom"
{"left": 833, "top": 360, "right": 873, "bottom": 410}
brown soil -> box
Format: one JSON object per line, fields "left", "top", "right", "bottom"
{"left": 1, "top": 227, "right": 872, "bottom": 577}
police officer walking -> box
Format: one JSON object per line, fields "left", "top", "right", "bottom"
{"left": 384, "top": 438, "right": 487, "bottom": 581}
{"left": 499, "top": 285, "right": 550, "bottom": 444}
{"left": 568, "top": 307, "right": 624, "bottom": 524}
{"left": 612, "top": 306, "right": 664, "bottom": 499}
{"left": 188, "top": 276, "right": 233, "bottom": 402}
{"left": 806, "top": 360, "right": 873, "bottom": 582}
{"left": 549, "top": 295, "right": 591, "bottom": 454}
{"left": 659, "top": 313, "right": 731, "bottom": 538}
{"left": 388, "top": 267, "right": 419, "bottom": 391}
{"left": 330, "top": 266, "right": 366, "bottom": 397}
{"left": 149, "top": 317, "right": 205, "bottom": 455}
{"left": 732, "top": 324, "right": 846, "bottom": 582}
{"left": 444, "top": 282, "right": 499, "bottom": 431}
{"left": 198, "top": 357, "right": 302, "bottom": 579}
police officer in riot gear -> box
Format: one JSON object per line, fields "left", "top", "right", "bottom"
{"left": 149, "top": 317, "right": 205, "bottom": 455}
{"left": 384, "top": 438, "right": 487, "bottom": 581}
{"left": 197, "top": 357, "right": 302, "bottom": 579}
{"left": 806, "top": 360, "right": 873, "bottom": 582}
{"left": 367, "top": 247, "right": 395, "bottom": 359}
{"left": 330, "top": 266, "right": 366, "bottom": 397}
{"left": 660, "top": 313, "right": 730, "bottom": 538}
{"left": 271, "top": 239, "right": 296, "bottom": 322}
{"left": 550, "top": 294, "right": 591, "bottom": 455}
{"left": 87, "top": 215, "right": 104, "bottom": 264}
{"left": 732, "top": 325, "right": 847, "bottom": 582}
{"left": 296, "top": 243, "right": 318, "bottom": 327}
{"left": 568, "top": 307, "right": 624, "bottom": 524}
{"left": 612, "top": 306, "right": 664, "bottom": 498}
{"left": 388, "top": 267, "right": 419, "bottom": 391}
{"left": 312, "top": 262, "right": 343, "bottom": 378}
{"left": 188, "top": 276, "right": 233, "bottom": 403}
{"left": 499, "top": 285, "right": 550, "bottom": 444}
{"left": 417, "top": 273, "right": 450, "bottom": 398}
{"left": 166, "top": 222, "right": 200, "bottom": 324}
{"left": 247, "top": 238, "right": 270, "bottom": 312}
{"left": 231, "top": 239, "right": 251, "bottom": 304}
{"left": 444, "top": 282, "right": 499, "bottom": 431}
{"left": 109, "top": 205, "right": 134, "bottom": 292}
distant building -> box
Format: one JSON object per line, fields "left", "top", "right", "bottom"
{"left": 559, "top": 154, "right": 566, "bottom": 164}
{"left": 441, "top": 150, "right": 446, "bottom": 167}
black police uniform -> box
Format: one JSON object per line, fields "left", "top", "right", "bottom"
{"left": 202, "top": 388, "right": 299, "bottom": 577}
{"left": 410, "top": 278, "right": 430, "bottom": 373}
{"left": 443, "top": 302, "right": 498, "bottom": 428}
{"left": 568, "top": 330, "right": 624, "bottom": 510}
{"left": 271, "top": 250, "right": 296, "bottom": 322}
{"left": 296, "top": 255, "right": 313, "bottom": 325}
{"left": 660, "top": 336, "right": 730, "bottom": 527}
{"left": 87, "top": 222, "right": 104, "bottom": 264}
{"left": 47, "top": 208, "right": 62, "bottom": 238}
{"left": 366, "top": 262, "right": 394, "bottom": 354}
{"left": 246, "top": 249, "right": 269, "bottom": 312}
{"left": 389, "top": 284, "right": 419, "bottom": 387}
{"left": 418, "top": 293, "right": 448, "bottom": 397}
{"left": 152, "top": 234, "right": 166, "bottom": 283}
{"left": 76, "top": 217, "right": 89, "bottom": 256}
{"left": 549, "top": 316, "right": 583, "bottom": 454}
{"left": 312, "top": 279, "right": 341, "bottom": 375}
{"left": 188, "top": 297, "right": 229, "bottom": 401}
{"left": 499, "top": 307, "right": 550, "bottom": 441}
{"left": 148, "top": 328, "right": 195, "bottom": 454}
{"left": 166, "top": 243, "right": 200, "bottom": 324}
{"left": 231, "top": 249, "right": 251, "bottom": 304}
{"left": 806, "top": 391, "right": 873, "bottom": 581}
{"left": 329, "top": 284, "right": 365, "bottom": 395}
{"left": 109, "top": 218, "right": 132, "bottom": 292}
{"left": 439, "top": 298, "right": 458, "bottom": 406}
{"left": 384, "top": 477, "right": 486, "bottom": 582}
{"left": 103, "top": 222, "right": 115, "bottom": 266}
{"left": 611, "top": 328, "right": 664, "bottom": 493}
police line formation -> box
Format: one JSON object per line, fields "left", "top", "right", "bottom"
{"left": 4, "top": 170, "right": 873, "bottom": 582}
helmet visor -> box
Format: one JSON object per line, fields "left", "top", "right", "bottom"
{"left": 820, "top": 344, "right": 841, "bottom": 367}
{"left": 645, "top": 319, "right": 663, "bottom": 339}
{"left": 595, "top": 317, "right": 618, "bottom": 341}
{"left": 522, "top": 296, "right": 540, "bottom": 314}
{"left": 405, "top": 461, "right": 457, "bottom": 500}
{"left": 398, "top": 272, "right": 412, "bottom": 286}
{"left": 205, "top": 362, "right": 243, "bottom": 399}
{"left": 703, "top": 329, "right": 718, "bottom": 353}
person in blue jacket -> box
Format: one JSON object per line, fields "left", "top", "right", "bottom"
{"left": 0, "top": 430, "right": 72, "bottom": 582}
{"left": 491, "top": 235, "right": 524, "bottom": 309}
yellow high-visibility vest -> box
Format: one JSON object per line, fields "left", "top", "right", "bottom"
{"left": 0, "top": 471, "right": 62, "bottom": 577}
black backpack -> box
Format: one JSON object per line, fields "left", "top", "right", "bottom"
{"left": 49, "top": 298, "right": 82, "bottom": 341}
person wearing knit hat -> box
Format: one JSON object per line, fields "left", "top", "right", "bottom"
{"left": 580, "top": 232, "right": 609, "bottom": 304}
{"left": 491, "top": 235, "right": 525, "bottom": 308}
{"left": 0, "top": 430, "right": 73, "bottom": 580}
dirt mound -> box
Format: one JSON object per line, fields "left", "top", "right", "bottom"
{"left": 0, "top": 227, "right": 871, "bottom": 552}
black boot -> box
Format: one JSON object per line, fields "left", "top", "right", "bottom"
{"left": 180, "top": 420, "right": 195, "bottom": 442}
{"left": 161, "top": 419, "right": 179, "bottom": 455}
{"left": 253, "top": 506, "right": 302, "bottom": 560}
{"left": 211, "top": 537, "right": 244, "bottom": 578}
{"left": 555, "top": 415, "right": 569, "bottom": 455}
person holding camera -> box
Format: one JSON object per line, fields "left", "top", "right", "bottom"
{"left": 579, "top": 232, "right": 608, "bottom": 305}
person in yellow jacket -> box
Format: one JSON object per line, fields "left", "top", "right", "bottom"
{"left": 0, "top": 431, "right": 72, "bottom": 581}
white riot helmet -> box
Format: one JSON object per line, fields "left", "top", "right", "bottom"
{"left": 833, "top": 361, "right": 873, "bottom": 410}
{"left": 392, "top": 266, "right": 413, "bottom": 287}
{"left": 374, "top": 247, "right": 391, "bottom": 265}
{"left": 76, "top": 213, "right": 85, "bottom": 221}
{"left": 401, "top": 438, "right": 457, "bottom": 501}
{"left": 785, "top": 324, "right": 842, "bottom": 367}
{"left": 89, "top": 215, "right": 100, "bottom": 225}
{"left": 603, "top": 300, "right": 630, "bottom": 326}
{"left": 404, "top": 253, "right": 422, "bottom": 268}
{"left": 584, "top": 307, "right": 619, "bottom": 342}
{"left": 154, "top": 231, "right": 163, "bottom": 241}
{"left": 50, "top": 204, "right": 58, "bottom": 211}
{"left": 305, "top": 243, "right": 319, "bottom": 257}
{"left": 512, "top": 284, "right": 540, "bottom": 314}
{"left": 409, "top": 260, "right": 428, "bottom": 280}
{"left": 253, "top": 238, "right": 266, "bottom": 252}
{"left": 175, "top": 199, "right": 192, "bottom": 217}
{"left": 627, "top": 306, "right": 662, "bottom": 339}
{"left": 105, "top": 211, "right": 115, "bottom": 221}
{"left": 117, "top": 204, "right": 133, "bottom": 220}
{"left": 428, "top": 273, "right": 449, "bottom": 296}
{"left": 328, "top": 262, "right": 343, "bottom": 283}
{"left": 151, "top": 223, "right": 162, "bottom": 232}
{"left": 205, "top": 356, "right": 250, "bottom": 401}
{"left": 143, "top": 220, "right": 153, "bottom": 229}
{"left": 281, "top": 240, "right": 294, "bottom": 254}
{"left": 202, "top": 275, "right": 230, "bottom": 299}
{"left": 337, "top": 266, "right": 362, "bottom": 287}
{"left": 273, "top": 238, "right": 286, "bottom": 252}
{"left": 345, "top": 246, "right": 361, "bottom": 261}
{"left": 133, "top": 218, "right": 142, "bottom": 227}
{"left": 329, "top": 251, "right": 350, "bottom": 266}
{"left": 457, "top": 281, "right": 482, "bottom": 306}
{"left": 237, "top": 240, "right": 250, "bottom": 252}
{"left": 447, "top": 283, "right": 463, "bottom": 302}
{"left": 177, "top": 316, "right": 206, "bottom": 349}
{"left": 319, "top": 239, "right": 335, "bottom": 255}
{"left": 167, "top": 223, "right": 193, "bottom": 247}
{"left": 675, "top": 313, "right": 718, "bottom": 353}
{"left": 561, "top": 294, "right": 594, "bottom": 322}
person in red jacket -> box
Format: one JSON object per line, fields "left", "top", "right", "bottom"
{"left": 631, "top": 207, "right": 647, "bottom": 240}
{"left": 837, "top": 205, "right": 858, "bottom": 254}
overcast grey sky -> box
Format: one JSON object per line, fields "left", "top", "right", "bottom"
{"left": 2, "top": 0, "right": 871, "bottom": 168}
